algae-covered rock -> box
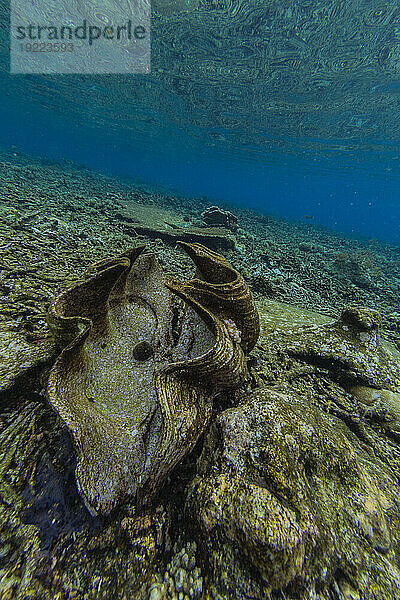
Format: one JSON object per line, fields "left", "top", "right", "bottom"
{"left": 275, "top": 305, "right": 400, "bottom": 389}
{"left": 188, "top": 386, "right": 400, "bottom": 599}
{"left": 341, "top": 305, "right": 382, "bottom": 331}
{"left": 349, "top": 385, "right": 400, "bottom": 435}
{"left": 201, "top": 206, "right": 239, "bottom": 232}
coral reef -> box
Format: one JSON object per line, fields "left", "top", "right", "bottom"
{"left": 2, "top": 153, "right": 400, "bottom": 599}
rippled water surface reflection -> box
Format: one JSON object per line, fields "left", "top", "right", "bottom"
{"left": 1, "top": 0, "right": 400, "bottom": 241}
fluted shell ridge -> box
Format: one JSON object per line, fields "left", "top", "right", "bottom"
{"left": 172, "top": 241, "right": 260, "bottom": 353}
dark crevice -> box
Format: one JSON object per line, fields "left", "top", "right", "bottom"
{"left": 171, "top": 300, "right": 182, "bottom": 346}
{"left": 21, "top": 415, "right": 100, "bottom": 552}
{"left": 287, "top": 351, "right": 372, "bottom": 387}
{"left": 0, "top": 354, "right": 57, "bottom": 404}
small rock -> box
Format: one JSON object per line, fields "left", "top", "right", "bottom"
{"left": 340, "top": 306, "right": 382, "bottom": 331}
{"left": 201, "top": 206, "right": 238, "bottom": 231}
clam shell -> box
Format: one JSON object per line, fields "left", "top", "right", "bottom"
{"left": 47, "top": 244, "right": 258, "bottom": 514}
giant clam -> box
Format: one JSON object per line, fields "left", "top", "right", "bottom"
{"left": 47, "top": 242, "right": 259, "bottom": 514}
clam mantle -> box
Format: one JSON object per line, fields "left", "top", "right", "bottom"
{"left": 47, "top": 242, "right": 259, "bottom": 514}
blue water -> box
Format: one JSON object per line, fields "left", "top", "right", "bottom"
{"left": 2, "top": 1, "right": 400, "bottom": 244}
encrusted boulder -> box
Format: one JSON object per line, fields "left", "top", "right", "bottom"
{"left": 282, "top": 305, "right": 400, "bottom": 390}
{"left": 341, "top": 305, "right": 382, "bottom": 331}
{"left": 201, "top": 206, "right": 239, "bottom": 231}
{"left": 187, "top": 386, "right": 400, "bottom": 598}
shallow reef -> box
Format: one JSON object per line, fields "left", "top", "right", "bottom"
{"left": 1, "top": 155, "right": 400, "bottom": 599}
